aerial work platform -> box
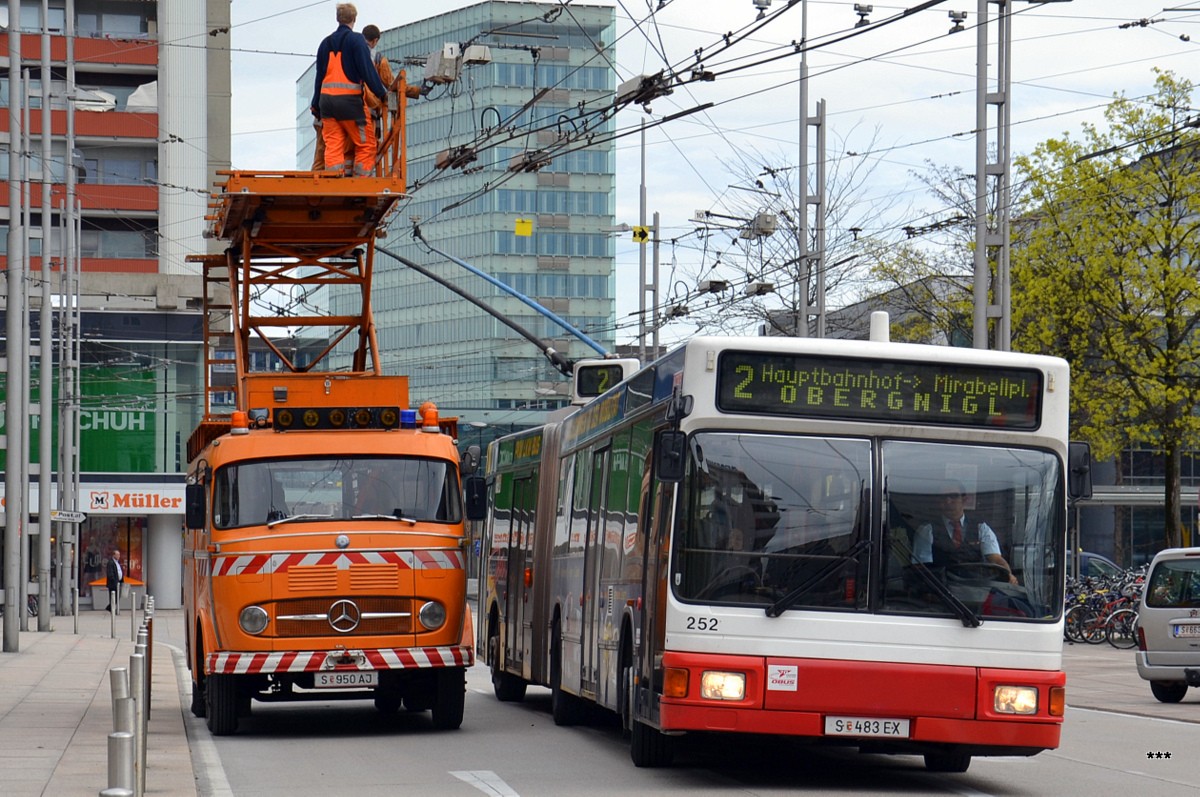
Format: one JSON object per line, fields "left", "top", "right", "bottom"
{"left": 188, "top": 172, "right": 409, "bottom": 425}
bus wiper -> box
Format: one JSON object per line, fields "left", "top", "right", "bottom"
{"left": 908, "top": 562, "right": 983, "bottom": 628}
{"left": 267, "top": 512, "right": 333, "bottom": 528}
{"left": 765, "top": 539, "right": 871, "bottom": 618}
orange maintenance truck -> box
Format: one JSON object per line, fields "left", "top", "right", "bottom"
{"left": 182, "top": 168, "right": 485, "bottom": 735}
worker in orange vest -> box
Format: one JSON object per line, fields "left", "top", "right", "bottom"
{"left": 310, "top": 3, "right": 389, "bottom": 176}
{"left": 312, "top": 22, "right": 395, "bottom": 172}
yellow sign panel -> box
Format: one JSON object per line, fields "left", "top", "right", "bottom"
{"left": 631, "top": 226, "right": 649, "bottom": 243}
{"left": 514, "top": 218, "right": 533, "bottom": 237}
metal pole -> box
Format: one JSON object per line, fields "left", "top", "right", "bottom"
{"left": 973, "top": 0, "right": 990, "bottom": 349}
{"left": 651, "top": 211, "right": 660, "bottom": 357}
{"left": 814, "top": 98, "right": 826, "bottom": 338}
{"left": 997, "top": 1, "right": 1013, "bottom": 351}
{"left": 638, "top": 120, "right": 647, "bottom": 361}
{"left": 18, "top": 67, "right": 32, "bottom": 633}
{"left": 106, "top": 731, "right": 135, "bottom": 794}
{"left": 37, "top": 0, "right": 53, "bottom": 631}
{"left": 3, "top": 0, "right": 25, "bottom": 652}
{"left": 796, "top": 0, "right": 810, "bottom": 337}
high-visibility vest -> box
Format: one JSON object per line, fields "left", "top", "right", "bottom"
{"left": 321, "top": 50, "right": 362, "bottom": 97}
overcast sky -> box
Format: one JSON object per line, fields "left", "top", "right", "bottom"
{"left": 229, "top": 1, "right": 1200, "bottom": 346}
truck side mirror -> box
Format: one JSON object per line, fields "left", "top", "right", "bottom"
{"left": 464, "top": 474, "right": 488, "bottom": 521}
{"left": 185, "top": 482, "right": 207, "bottom": 529}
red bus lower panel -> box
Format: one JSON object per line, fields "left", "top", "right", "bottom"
{"left": 658, "top": 651, "right": 1064, "bottom": 751}
{"left": 206, "top": 645, "right": 473, "bottom": 675}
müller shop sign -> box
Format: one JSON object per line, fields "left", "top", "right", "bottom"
{"left": 0, "top": 485, "right": 185, "bottom": 516}
{"left": 86, "top": 488, "right": 184, "bottom": 514}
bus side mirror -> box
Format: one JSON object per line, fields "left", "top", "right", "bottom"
{"left": 185, "top": 482, "right": 207, "bottom": 529}
{"left": 655, "top": 429, "right": 687, "bottom": 483}
{"left": 1068, "top": 441, "right": 1092, "bottom": 501}
{"left": 464, "top": 475, "right": 488, "bottom": 521}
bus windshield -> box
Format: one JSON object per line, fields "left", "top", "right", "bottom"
{"left": 212, "top": 456, "right": 463, "bottom": 529}
{"left": 674, "top": 433, "right": 1063, "bottom": 621}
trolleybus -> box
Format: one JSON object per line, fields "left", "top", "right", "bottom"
{"left": 480, "top": 318, "right": 1089, "bottom": 770}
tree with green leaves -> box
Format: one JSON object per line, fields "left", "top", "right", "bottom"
{"left": 1013, "top": 69, "right": 1200, "bottom": 551}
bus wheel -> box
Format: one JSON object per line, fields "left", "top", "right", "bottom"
{"left": 205, "top": 674, "right": 239, "bottom": 736}
{"left": 924, "top": 749, "right": 971, "bottom": 773}
{"left": 489, "top": 626, "right": 527, "bottom": 702}
{"left": 190, "top": 635, "right": 206, "bottom": 717}
{"left": 630, "top": 718, "right": 674, "bottom": 767}
{"left": 431, "top": 667, "right": 465, "bottom": 730}
{"left": 550, "top": 622, "right": 582, "bottom": 726}
{"left": 618, "top": 636, "right": 633, "bottom": 738}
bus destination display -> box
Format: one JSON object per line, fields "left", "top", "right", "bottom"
{"left": 716, "top": 351, "right": 1042, "bottom": 429}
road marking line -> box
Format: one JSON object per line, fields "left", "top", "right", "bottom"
{"left": 167, "top": 643, "right": 235, "bottom": 797}
{"left": 451, "top": 769, "right": 521, "bottom": 796}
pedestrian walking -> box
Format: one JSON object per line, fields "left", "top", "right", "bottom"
{"left": 104, "top": 549, "right": 124, "bottom": 614}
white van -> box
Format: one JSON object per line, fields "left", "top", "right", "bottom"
{"left": 1135, "top": 547, "right": 1200, "bottom": 703}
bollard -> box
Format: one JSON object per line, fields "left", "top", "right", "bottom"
{"left": 114, "top": 696, "right": 134, "bottom": 736}
{"left": 106, "top": 730, "right": 134, "bottom": 793}
{"left": 109, "top": 667, "right": 129, "bottom": 703}
{"left": 109, "top": 598, "right": 117, "bottom": 638}
{"left": 99, "top": 789, "right": 133, "bottom": 797}
{"left": 137, "top": 627, "right": 152, "bottom": 721}
{"left": 129, "top": 653, "right": 145, "bottom": 797}
{"left": 130, "top": 589, "right": 136, "bottom": 641}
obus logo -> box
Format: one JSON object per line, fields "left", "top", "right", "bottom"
{"left": 89, "top": 491, "right": 182, "bottom": 511}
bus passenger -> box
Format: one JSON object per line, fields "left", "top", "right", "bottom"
{"left": 911, "top": 480, "right": 1018, "bottom": 586}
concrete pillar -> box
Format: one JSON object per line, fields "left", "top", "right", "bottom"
{"left": 145, "top": 515, "right": 182, "bottom": 608}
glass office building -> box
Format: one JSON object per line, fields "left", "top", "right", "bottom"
{"left": 298, "top": 2, "right": 617, "bottom": 419}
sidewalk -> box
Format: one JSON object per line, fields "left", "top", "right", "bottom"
{"left": 0, "top": 607, "right": 197, "bottom": 797}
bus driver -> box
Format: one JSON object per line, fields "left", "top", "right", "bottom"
{"left": 911, "top": 480, "right": 1018, "bottom": 586}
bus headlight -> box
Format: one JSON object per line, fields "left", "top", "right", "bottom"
{"left": 994, "top": 685, "right": 1038, "bottom": 714}
{"left": 700, "top": 670, "right": 746, "bottom": 701}
{"left": 239, "top": 605, "right": 269, "bottom": 635}
{"left": 418, "top": 601, "right": 446, "bottom": 630}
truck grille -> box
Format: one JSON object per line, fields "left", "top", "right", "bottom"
{"left": 272, "top": 596, "right": 412, "bottom": 637}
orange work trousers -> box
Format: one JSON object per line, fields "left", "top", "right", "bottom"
{"left": 320, "top": 99, "right": 376, "bottom": 176}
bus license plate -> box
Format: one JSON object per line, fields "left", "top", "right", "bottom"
{"left": 1174, "top": 624, "right": 1200, "bottom": 638}
{"left": 315, "top": 670, "right": 378, "bottom": 688}
{"left": 824, "top": 716, "right": 910, "bottom": 738}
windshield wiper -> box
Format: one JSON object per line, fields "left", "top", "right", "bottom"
{"left": 351, "top": 512, "right": 417, "bottom": 525}
{"left": 907, "top": 562, "right": 983, "bottom": 628}
{"left": 267, "top": 512, "right": 333, "bottom": 528}
{"left": 765, "top": 539, "right": 871, "bottom": 618}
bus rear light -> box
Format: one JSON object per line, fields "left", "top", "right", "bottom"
{"left": 700, "top": 670, "right": 746, "bottom": 701}
{"left": 1048, "top": 686, "right": 1065, "bottom": 717}
{"left": 993, "top": 685, "right": 1038, "bottom": 714}
{"left": 663, "top": 667, "right": 689, "bottom": 698}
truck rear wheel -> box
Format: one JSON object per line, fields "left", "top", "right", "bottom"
{"left": 431, "top": 668, "right": 465, "bottom": 729}
{"left": 206, "top": 674, "right": 240, "bottom": 735}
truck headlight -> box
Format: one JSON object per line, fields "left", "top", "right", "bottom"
{"left": 700, "top": 670, "right": 746, "bottom": 701}
{"left": 418, "top": 600, "right": 446, "bottom": 630}
{"left": 994, "top": 685, "right": 1038, "bottom": 714}
{"left": 239, "top": 605, "right": 269, "bottom": 635}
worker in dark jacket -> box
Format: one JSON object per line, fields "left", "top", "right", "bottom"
{"left": 311, "top": 3, "right": 388, "bottom": 176}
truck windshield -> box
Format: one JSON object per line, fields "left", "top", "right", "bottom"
{"left": 212, "top": 456, "right": 462, "bottom": 529}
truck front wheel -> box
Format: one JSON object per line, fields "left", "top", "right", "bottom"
{"left": 206, "top": 674, "right": 240, "bottom": 735}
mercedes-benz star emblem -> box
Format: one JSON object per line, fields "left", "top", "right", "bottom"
{"left": 328, "top": 599, "right": 361, "bottom": 633}
{"left": 335, "top": 534, "right": 350, "bottom": 549}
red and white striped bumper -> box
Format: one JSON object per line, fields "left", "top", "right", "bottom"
{"left": 206, "top": 645, "right": 473, "bottom": 676}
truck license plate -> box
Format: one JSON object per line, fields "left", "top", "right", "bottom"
{"left": 315, "top": 670, "right": 378, "bottom": 688}
{"left": 824, "top": 716, "right": 910, "bottom": 738}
